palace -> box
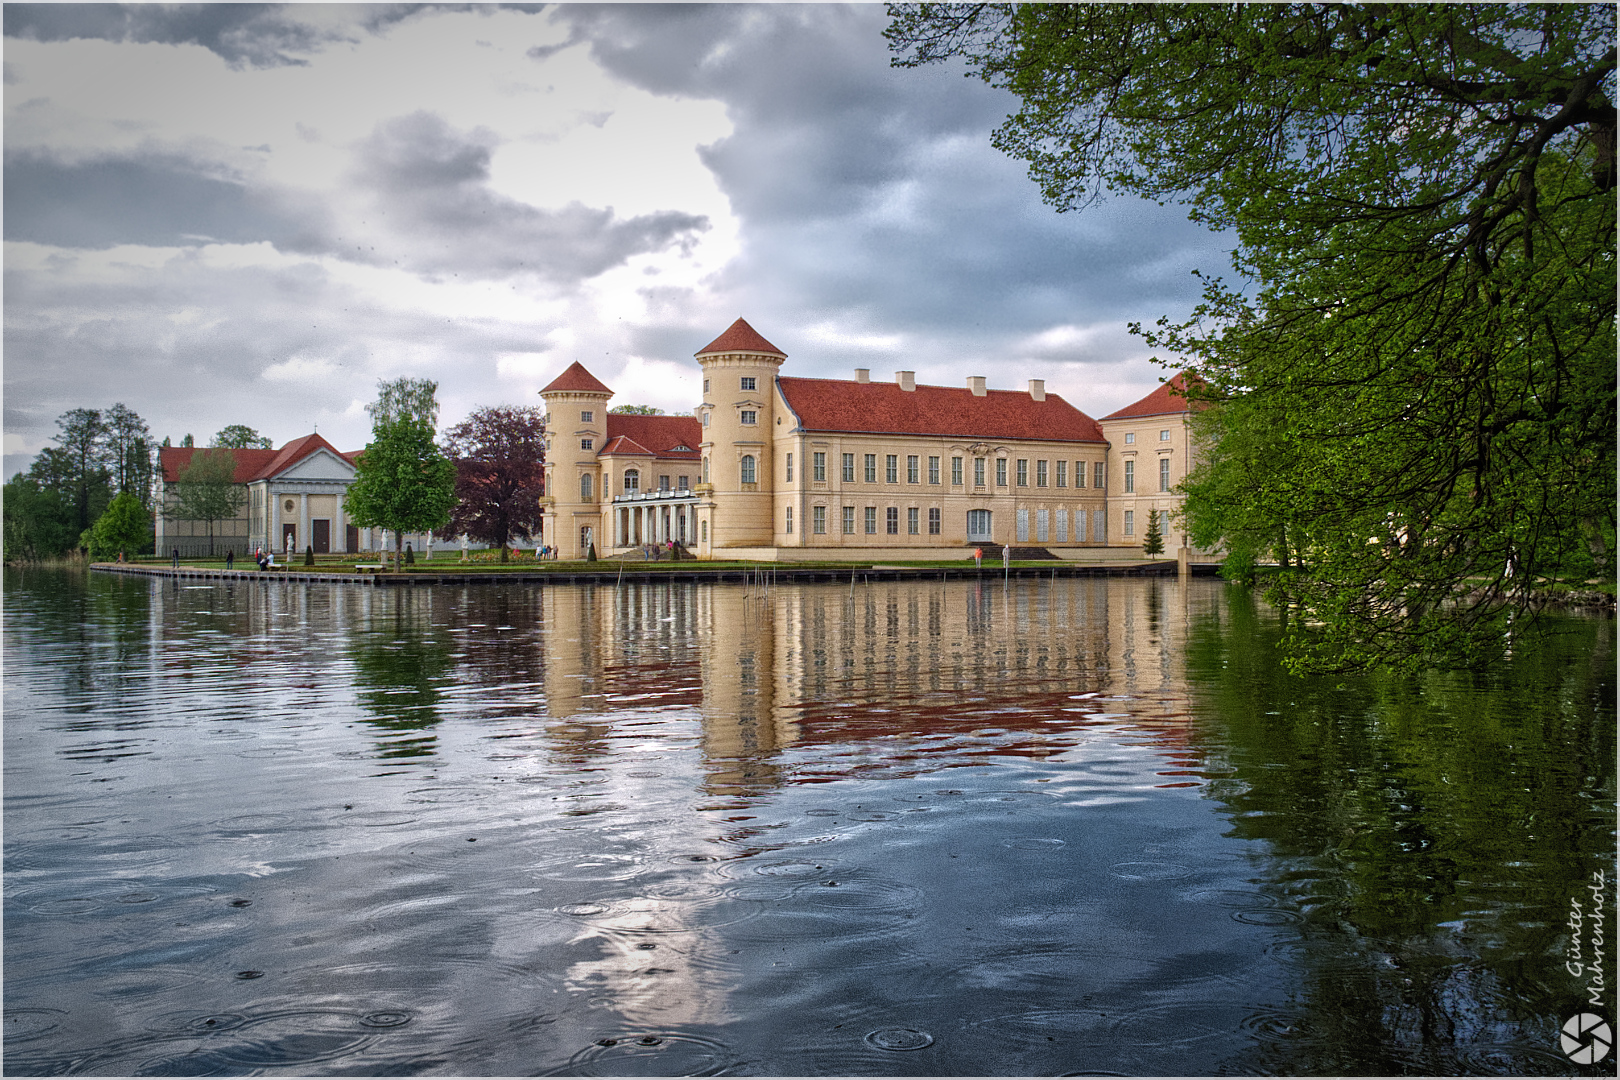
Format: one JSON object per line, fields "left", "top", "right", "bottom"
{"left": 539, "top": 318, "right": 1203, "bottom": 561}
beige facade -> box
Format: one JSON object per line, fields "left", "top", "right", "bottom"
{"left": 540, "top": 319, "right": 1205, "bottom": 561}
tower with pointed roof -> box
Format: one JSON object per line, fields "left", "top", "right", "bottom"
{"left": 540, "top": 361, "right": 614, "bottom": 559}
{"left": 693, "top": 318, "right": 786, "bottom": 553}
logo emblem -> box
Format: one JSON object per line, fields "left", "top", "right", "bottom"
{"left": 1562, "top": 1013, "right": 1613, "bottom": 1064}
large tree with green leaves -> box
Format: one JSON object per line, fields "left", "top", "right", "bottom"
{"left": 168, "top": 449, "right": 245, "bottom": 556}
{"left": 211, "top": 425, "right": 274, "bottom": 450}
{"left": 84, "top": 490, "right": 153, "bottom": 559}
{"left": 889, "top": 3, "right": 1616, "bottom": 672}
{"left": 345, "top": 379, "right": 456, "bottom": 569}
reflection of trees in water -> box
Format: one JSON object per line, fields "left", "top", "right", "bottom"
{"left": 1185, "top": 590, "right": 1615, "bottom": 1074}
{"left": 349, "top": 591, "right": 455, "bottom": 764}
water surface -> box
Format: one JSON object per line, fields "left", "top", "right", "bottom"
{"left": 4, "top": 568, "right": 1613, "bottom": 1075}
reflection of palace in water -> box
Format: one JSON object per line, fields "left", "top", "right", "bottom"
{"left": 539, "top": 577, "right": 1213, "bottom": 795}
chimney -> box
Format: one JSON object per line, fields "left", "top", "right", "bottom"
{"left": 896, "top": 371, "right": 916, "bottom": 391}
{"left": 967, "top": 376, "right": 987, "bottom": 397}
{"left": 855, "top": 368, "right": 870, "bottom": 383}
{"left": 1028, "top": 379, "right": 1046, "bottom": 402}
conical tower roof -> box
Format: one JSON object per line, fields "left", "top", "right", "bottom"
{"left": 695, "top": 317, "right": 785, "bottom": 358}
{"left": 541, "top": 361, "right": 612, "bottom": 395}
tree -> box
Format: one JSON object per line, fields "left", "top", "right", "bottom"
{"left": 346, "top": 380, "right": 456, "bottom": 571}
{"left": 609, "top": 404, "right": 665, "bottom": 415}
{"left": 211, "top": 425, "right": 274, "bottom": 450}
{"left": 54, "top": 408, "right": 110, "bottom": 534}
{"left": 889, "top": 4, "right": 1616, "bottom": 673}
{"left": 440, "top": 405, "right": 546, "bottom": 563}
{"left": 3, "top": 474, "right": 78, "bottom": 560}
{"left": 84, "top": 490, "right": 152, "bottom": 559}
{"left": 1141, "top": 508, "right": 1164, "bottom": 558}
{"left": 105, "top": 403, "right": 157, "bottom": 509}
{"left": 181, "top": 434, "right": 194, "bottom": 447}
{"left": 168, "top": 449, "right": 244, "bottom": 557}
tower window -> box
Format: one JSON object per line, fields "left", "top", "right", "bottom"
{"left": 740, "top": 376, "right": 756, "bottom": 391}
{"left": 740, "top": 410, "right": 757, "bottom": 425}
{"left": 581, "top": 438, "right": 593, "bottom": 450}
{"left": 580, "top": 411, "right": 593, "bottom": 423}
{"left": 740, "top": 455, "right": 756, "bottom": 484}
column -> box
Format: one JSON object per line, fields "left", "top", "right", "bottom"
{"left": 334, "top": 491, "right": 347, "bottom": 554}
{"left": 299, "top": 493, "right": 310, "bottom": 554}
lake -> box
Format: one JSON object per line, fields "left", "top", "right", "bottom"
{"left": 4, "top": 567, "right": 1614, "bottom": 1075}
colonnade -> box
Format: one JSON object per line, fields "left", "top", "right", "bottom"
{"left": 614, "top": 500, "right": 694, "bottom": 549}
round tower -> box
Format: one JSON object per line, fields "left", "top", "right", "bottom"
{"left": 539, "top": 361, "right": 613, "bottom": 560}
{"left": 693, "top": 318, "right": 786, "bottom": 554}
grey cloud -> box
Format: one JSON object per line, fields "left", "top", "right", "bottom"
{"left": 316, "top": 111, "right": 709, "bottom": 282}
{"left": 4, "top": 151, "right": 311, "bottom": 249}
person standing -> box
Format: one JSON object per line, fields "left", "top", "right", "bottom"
{"left": 974, "top": 547, "right": 983, "bottom": 569}
{"left": 172, "top": 547, "right": 180, "bottom": 569}
{"left": 225, "top": 550, "right": 234, "bottom": 570}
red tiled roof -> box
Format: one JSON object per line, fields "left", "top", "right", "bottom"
{"left": 541, "top": 361, "right": 613, "bottom": 395}
{"left": 695, "top": 317, "right": 785, "bottom": 357}
{"left": 1102, "top": 372, "right": 1201, "bottom": 420}
{"left": 159, "top": 433, "right": 356, "bottom": 484}
{"left": 603, "top": 414, "right": 702, "bottom": 460}
{"left": 776, "top": 377, "right": 1106, "bottom": 443}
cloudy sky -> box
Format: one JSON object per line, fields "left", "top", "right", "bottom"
{"left": 4, "top": 3, "right": 1230, "bottom": 478}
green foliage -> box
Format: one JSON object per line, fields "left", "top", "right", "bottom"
{"left": 344, "top": 418, "right": 456, "bottom": 570}
{"left": 366, "top": 377, "right": 440, "bottom": 427}
{"left": 169, "top": 449, "right": 245, "bottom": 556}
{"left": 609, "top": 404, "right": 665, "bottom": 415}
{"left": 890, "top": 3, "right": 1617, "bottom": 672}
{"left": 84, "top": 491, "right": 152, "bottom": 559}
{"left": 3, "top": 474, "right": 79, "bottom": 559}
{"left": 212, "top": 424, "right": 273, "bottom": 449}
{"left": 1141, "top": 509, "right": 1165, "bottom": 557}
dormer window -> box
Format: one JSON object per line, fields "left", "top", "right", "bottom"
{"left": 740, "top": 376, "right": 756, "bottom": 391}
{"left": 581, "top": 411, "right": 593, "bottom": 423}
{"left": 740, "top": 410, "right": 757, "bottom": 425}
{"left": 670, "top": 444, "right": 691, "bottom": 452}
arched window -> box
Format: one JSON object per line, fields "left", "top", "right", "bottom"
{"left": 624, "top": 469, "right": 639, "bottom": 493}
{"left": 580, "top": 473, "right": 593, "bottom": 501}
{"left": 740, "top": 455, "right": 756, "bottom": 484}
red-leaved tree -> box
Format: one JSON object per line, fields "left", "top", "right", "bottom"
{"left": 440, "top": 405, "right": 546, "bottom": 562}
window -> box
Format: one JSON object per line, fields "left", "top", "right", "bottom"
{"left": 928, "top": 507, "right": 941, "bottom": 535}
{"left": 864, "top": 454, "right": 877, "bottom": 483}
{"left": 928, "top": 456, "right": 940, "bottom": 484}
{"left": 1094, "top": 461, "right": 1105, "bottom": 489}
{"left": 1160, "top": 457, "right": 1171, "bottom": 492}
{"left": 1056, "top": 460, "right": 1067, "bottom": 488}
{"left": 842, "top": 453, "right": 855, "bottom": 482}
{"left": 1036, "top": 508, "right": 1049, "bottom": 542}
{"left": 624, "top": 469, "right": 640, "bottom": 493}
{"left": 659, "top": 475, "right": 670, "bottom": 490}
{"left": 812, "top": 507, "right": 826, "bottom": 534}
{"left": 785, "top": 453, "right": 793, "bottom": 482}
{"left": 581, "top": 438, "right": 593, "bottom": 450}
{"left": 702, "top": 413, "right": 710, "bottom": 426}
{"left": 1092, "top": 509, "right": 1106, "bottom": 543}
{"left": 907, "top": 507, "right": 919, "bottom": 534}
{"left": 1016, "top": 459, "right": 1028, "bottom": 486}
{"left": 1016, "top": 508, "right": 1029, "bottom": 542}
{"left": 843, "top": 506, "right": 856, "bottom": 534}
{"left": 1160, "top": 429, "right": 1171, "bottom": 442}
{"left": 1124, "top": 460, "right": 1134, "bottom": 493}
{"left": 740, "top": 410, "right": 757, "bottom": 425}
{"left": 887, "top": 507, "right": 900, "bottom": 534}
{"left": 1124, "top": 510, "right": 1135, "bottom": 536}
{"left": 813, "top": 452, "right": 827, "bottom": 481}
{"left": 580, "top": 410, "right": 593, "bottom": 423}
{"left": 865, "top": 507, "right": 877, "bottom": 534}
{"left": 741, "top": 376, "right": 757, "bottom": 391}
{"left": 974, "top": 457, "right": 986, "bottom": 486}
{"left": 702, "top": 456, "right": 710, "bottom": 483}
{"left": 1125, "top": 432, "right": 1135, "bottom": 444}
{"left": 1036, "top": 460, "right": 1048, "bottom": 487}
{"left": 740, "top": 455, "right": 756, "bottom": 484}
{"left": 967, "top": 508, "right": 991, "bottom": 539}
{"left": 703, "top": 378, "right": 710, "bottom": 393}
{"left": 1056, "top": 508, "right": 1068, "bottom": 542}
{"left": 996, "top": 459, "right": 1008, "bottom": 486}
{"left": 785, "top": 506, "right": 793, "bottom": 534}
{"left": 886, "top": 455, "right": 898, "bottom": 483}
{"left": 952, "top": 456, "right": 964, "bottom": 485}
{"left": 907, "top": 455, "right": 920, "bottom": 483}
{"left": 678, "top": 475, "right": 689, "bottom": 490}
{"left": 1073, "top": 461, "right": 1085, "bottom": 488}
{"left": 580, "top": 473, "right": 593, "bottom": 500}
